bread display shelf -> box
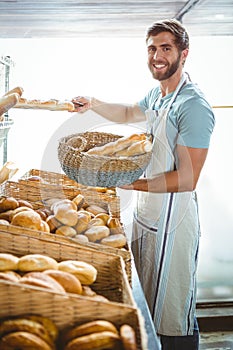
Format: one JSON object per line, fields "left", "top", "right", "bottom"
{"left": 0, "top": 228, "right": 133, "bottom": 305}
{"left": 4, "top": 169, "right": 120, "bottom": 218}
{"left": 0, "top": 179, "right": 132, "bottom": 282}
{"left": 0, "top": 280, "right": 147, "bottom": 349}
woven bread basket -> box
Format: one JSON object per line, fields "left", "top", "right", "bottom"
{"left": 58, "top": 131, "right": 152, "bottom": 188}
{"left": 0, "top": 228, "right": 132, "bottom": 305}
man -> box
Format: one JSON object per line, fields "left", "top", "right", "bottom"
{"left": 71, "top": 19, "right": 215, "bottom": 350}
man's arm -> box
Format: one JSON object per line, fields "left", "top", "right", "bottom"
{"left": 72, "top": 96, "right": 146, "bottom": 124}
{"left": 121, "top": 145, "right": 208, "bottom": 193}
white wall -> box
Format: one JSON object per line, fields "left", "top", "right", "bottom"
{"left": 0, "top": 35, "right": 233, "bottom": 300}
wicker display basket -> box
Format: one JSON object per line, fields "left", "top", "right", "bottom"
{"left": 58, "top": 131, "right": 152, "bottom": 188}
{"left": 0, "top": 180, "right": 132, "bottom": 282}
{"left": 0, "top": 280, "right": 148, "bottom": 350}
{"left": 2, "top": 173, "right": 120, "bottom": 218}
{"left": 0, "top": 228, "right": 133, "bottom": 305}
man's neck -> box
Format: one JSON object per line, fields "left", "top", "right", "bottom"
{"left": 160, "top": 70, "right": 184, "bottom": 97}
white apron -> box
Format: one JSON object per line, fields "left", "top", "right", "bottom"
{"left": 132, "top": 74, "right": 200, "bottom": 336}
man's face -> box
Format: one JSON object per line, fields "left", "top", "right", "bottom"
{"left": 147, "top": 31, "right": 186, "bottom": 81}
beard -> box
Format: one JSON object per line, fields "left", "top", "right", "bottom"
{"left": 149, "top": 52, "right": 182, "bottom": 81}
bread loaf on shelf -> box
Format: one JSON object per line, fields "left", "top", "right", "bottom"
{"left": 14, "top": 97, "right": 75, "bottom": 111}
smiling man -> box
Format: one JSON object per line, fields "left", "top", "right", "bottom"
{"left": 71, "top": 19, "right": 215, "bottom": 350}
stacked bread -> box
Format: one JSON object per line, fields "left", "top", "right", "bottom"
{"left": 0, "top": 316, "right": 137, "bottom": 350}
{"left": 0, "top": 195, "right": 127, "bottom": 249}
{"left": 0, "top": 315, "right": 58, "bottom": 350}
{"left": 86, "top": 133, "right": 152, "bottom": 157}
{"left": 0, "top": 253, "right": 111, "bottom": 302}
{"left": 61, "top": 319, "right": 137, "bottom": 350}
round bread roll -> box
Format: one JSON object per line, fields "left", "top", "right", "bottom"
{"left": 0, "top": 253, "right": 19, "bottom": 271}
{"left": 87, "top": 217, "right": 106, "bottom": 227}
{"left": 85, "top": 205, "right": 108, "bottom": 215}
{"left": 120, "top": 324, "right": 137, "bottom": 350}
{"left": 11, "top": 210, "right": 42, "bottom": 230}
{"left": 0, "top": 271, "right": 21, "bottom": 282}
{"left": 0, "top": 331, "right": 53, "bottom": 350}
{"left": 64, "top": 331, "right": 120, "bottom": 350}
{"left": 18, "top": 254, "right": 58, "bottom": 272}
{"left": 84, "top": 226, "right": 110, "bottom": 242}
{"left": 20, "top": 274, "right": 65, "bottom": 293}
{"left": 52, "top": 199, "right": 77, "bottom": 213}
{"left": 72, "top": 194, "right": 85, "bottom": 210}
{"left": 17, "top": 199, "right": 34, "bottom": 209}
{"left": 0, "top": 196, "right": 19, "bottom": 213}
{"left": 0, "top": 318, "right": 54, "bottom": 347}
{"left": 24, "top": 315, "right": 58, "bottom": 342}
{"left": 100, "top": 233, "right": 127, "bottom": 248}
{"left": 55, "top": 225, "right": 77, "bottom": 237}
{"left": 58, "top": 260, "right": 97, "bottom": 285}
{"left": 22, "top": 271, "right": 66, "bottom": 293}
{"left": 11, "top": 206, "right": 34, "bottom": 219}
{"left": 63, "top": 320, "right": 118, "bottom": 345}
{"left": 0, "top": 219, "right": 10, "bottom": 225}
{"left": 39, "top": 220, "right": 51, "bottom": 233}
{"left": 74, "top": 213, "right": 90, "bottom": 234}
{"left": 72, "top": 235, "right": 89, "bottom": 244}
{"left": 46, "top": 215, "right": 61, "bottom": 233}
{"left": 0, "top": 210, "right": 14, "bottom": 222}
{"left": 95, "top": 213, "right": 110, "bottom": 225}
{"left": 54, "top": 208, "right": 79, "bottom": 227}
{"left": 44, "top": 269, "right": 83, "bottom": 294}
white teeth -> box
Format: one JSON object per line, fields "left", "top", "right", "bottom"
{"left": 155, "top": 64, "right": 165, "bottom": 68}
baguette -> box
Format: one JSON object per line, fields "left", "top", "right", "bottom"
{"left": 114, "top": 139, "right": 152, "bottom": 156}
{"left": 3, "top": 86, "right": 24, "bottom": 97}
{"left": 86, "top": 133, "right": 147, "bottom": 156}
{"left": 0, "top": 93, "right": 20, "bottom": 116}
{"left": 14, "top": 97, "right": 75, "bottom": 111}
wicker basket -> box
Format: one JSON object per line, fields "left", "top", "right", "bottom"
{"left": 0, "top": 180, "right": 132, "bottom": 282}
{"left": 0, "top": 228, "right": 132, "bottom": 305}
{"left": 0, "top": 280, "right": 148, "bottom": 350}
{"left": 58, "top": 132, "right": 152, "bottom": 188}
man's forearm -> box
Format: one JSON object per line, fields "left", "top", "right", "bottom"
{"left": 91, "top": 98, "right": 145, "bottom": 123}
{"left": 122, "top": 170, "right": 194, "bottom": 193}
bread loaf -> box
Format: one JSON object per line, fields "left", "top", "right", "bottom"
{"left": 62, "top": 320, "right": 118, "bottom": 344}
{"left": 3, "top": 86, "right": 24, "bottom": 97}
{"left": 0, "top": 93, "right": 20, "bottom": 116}
{"left": 114, "top": 139, "right": 152, "bottom": 156}
{"left": 64, "top": 331, "right": 121, "bottom": 350}
{"left": 14, "top": 97, "right": 75, "bottom": 111}
{"left": 58, "top": 260, "right": 97, "bottom": 285}
{"left": 44, "top": 269, "right": 83, "bottom": 294}
{"left": 86, "top": 133, "right": 147, "bottom": 156}
{"left": 120, "top": 324, "right": 137, "bottom": 350}
{"left": 18, "top": 254, "right": 58, "bottom": 272}
{"left": 21, "top": 272, "right": 66, "bottom": 293}
{"left": 0, "top": 331, "right": 53, "bottom": 350}
{"left": 0, "top": 253, "right": 19, "bottom": 271}
{"left": 0, "top": 318, "right": 54, "bottom": 347}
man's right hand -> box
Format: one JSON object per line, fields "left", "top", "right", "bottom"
{"left": 71, "top": 96, "right": 92, "bottom": 113}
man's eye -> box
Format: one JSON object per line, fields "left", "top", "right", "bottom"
{"left": 148, "top": 47, "right": 156, "bottom": 53}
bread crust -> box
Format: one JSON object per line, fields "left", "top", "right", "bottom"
{"left": 0, "top": 331, "right": 53, "bottom": 350}
{"left": 14, "top": 98, "right": 75, "bottom": 111}
{"left": 58, "top": 260, "right": 97, "bottom": 285}
{"left": 44, "top": 269, "right": 83, "bottom": 294}
{"left": 0, "top": 253, "right": 19, "bottom": 271}
{"left": 62, "top": 320, "right": 118, "bottom": 345}
{"left": 18, "top": 254, "right": 58, "bottom": 272}
{"left": 120, "top": 324, "right": 137, "bottom": 350}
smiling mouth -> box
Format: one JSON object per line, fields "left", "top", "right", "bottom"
{"left": 153, "top": 64, "right": 166, "bottom": 70}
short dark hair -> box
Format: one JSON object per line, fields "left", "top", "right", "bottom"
{"left": 146, "top": 18, "right": 189, "bottom": 51}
